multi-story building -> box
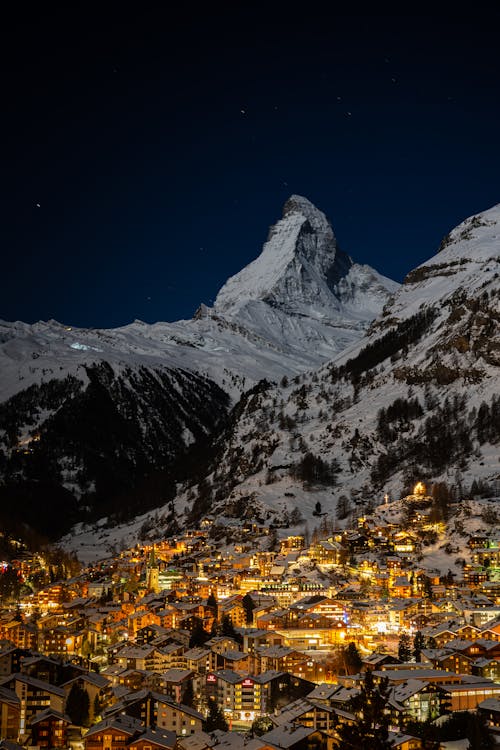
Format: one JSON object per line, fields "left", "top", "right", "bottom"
{"left": 1, "top": 673, "right": 65, "bottom": 738}
{"left": 0, "top": 684, "right": 20, "bottom": 739}
{"left": 30, "top": 707, "right": 71, "bottom": 748}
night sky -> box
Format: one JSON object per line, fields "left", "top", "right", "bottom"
{"left": 3, "top": 9, "right": 500, "bottom": 329}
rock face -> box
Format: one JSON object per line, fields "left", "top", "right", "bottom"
{"left": 0, "top": 196, "right": 398, "bottom": 537}
{"left": 212, "top": 194, "right": 399, "bottom": 361}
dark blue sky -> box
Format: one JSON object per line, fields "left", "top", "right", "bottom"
{"left": 2, "top": 9, "right": 500, "bottom": 328}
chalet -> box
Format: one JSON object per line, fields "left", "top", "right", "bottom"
{"left": 127, "top": 728, "right": 176, "bottom": 750}
{"left": 478, "top": 697, "right": 500, "bottom": 730}
{"left": 30, "top": 708, "right": 71, "bottom": 748}
{"left": 363, "top": 652, "right": 398, "bottom": 671}
{"left": 103, "top": 689, "right": 203, "bottom": 735}
{"left": 218, "top": 595, "right": 246, "bottom": 628}
{"left": 255, "top": 610, "right": 289, "bottom": 630}
{"left": 219, "top": 650, "right": 249, "bottom": 672}
{"left": 432, "top": 651, "right": 473, "bottom": 675}
{"left": 0, "top": 622, "right": 37, "bottom": 650}
{"left": 471, "top": 657, "right": 500, "bottom": 681}
{"left": 388, "top": 679, "right": 441, "bottom": 723}
{"left": 135, "top": 625, "right": 171, "bottom": 645}
{"left": 270, "top": 695, "right": 337, "bottom": 734}
{"left": 84, "top": 715, "right": 142, "bottom": 750}
{"left": 0, "top": 647, "right": 30, "bottom": 678}
{"left": 257, "top": 646, "right": 307, "bottom": 676}
{"left": 260, "top": 723, "right": 326, "bottom": 749}
{"left": 62, "top": 672, "right": 110, "bottom": 712}
{"left": 157, "top": 669, "right": 194, "bottom": 704}
{"left": 182, "top": 647, "right": 210, "bottom": 675}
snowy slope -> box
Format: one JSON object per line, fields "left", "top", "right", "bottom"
{"left": 0, "top": 195, "right": 398, "bottom": 535}
{"left": 60, "top": 201, "right": 500, "bottom": 560}
{"left": 0, "top": 196, "right": 397, "bottom": 405}
{"left": 162, "top": 202, "right": 500, "bottom": 532}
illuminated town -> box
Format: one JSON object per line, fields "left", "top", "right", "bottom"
{"left": 1, "top": 483, "right": 500, "bottom": 749}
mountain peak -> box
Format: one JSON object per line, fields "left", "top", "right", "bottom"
{"left": 212, "top": 196, "right": 398, "bottom": 337}
{"left": 213, "top": 196, "right": 339, "bottom": 315}
{"left": 282, "top": 194, "right": 333, "bottom": 233}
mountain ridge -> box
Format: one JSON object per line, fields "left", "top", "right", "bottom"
{"left": 0, "top": 196, "right": 397, "bottom": 537}
{"left": 114, "top": 200, "right": 500, "bottom": 556}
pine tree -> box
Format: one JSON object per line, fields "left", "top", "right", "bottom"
{"left": 344, "top": 642, "right": 363, "bottom": 673}
{"left": 182, "top": 680, "right": 194, "bottom": 707}
{"left": 189, "top": 617, "right": 209, "bottom": 648}
{"left": 242, "top": 593, "right": 255, "bottom": 625}
{"left": 207, "top": 591, "right": 218, "bottom": 621}
{"left": 335, "top": 670, "right": 392, "bottom": 749}
{"left": 93, "top": 693, "right": 102, "bottom": 721}
{"left": 220, "top": 614, "right": 241, "bottom": 643}
{"left": 204, "top": 701, "right": 229, "bottom": 732}
{"left": 413, "top": 631, "right": 426, "bottom": 663}
{"left": 398, "top": 632, "right": 412, "bottom": 662}
{"left": 66, "top": 683, "right": 90, "bottom": 726}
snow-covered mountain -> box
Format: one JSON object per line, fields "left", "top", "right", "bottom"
{"left": 0, "top": 196, "right": 396, "bottom": 403}
{"left": 211, "top": 194, "right": 399, "bottom": 360}
{"left": 0, "top": 196, "right": 397, "bottom": 537}
{"left": 122, "top": 202, "right": 500, "bottom": 548}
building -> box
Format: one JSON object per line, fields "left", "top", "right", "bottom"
{"left": 84, "top": 715, "right": 142, "bottom": 750}
{"left": 30, "top": 708, "right": 71, "bottom": 748}
{"left": 0, "top": 673, "right": 65, "bottom": 738}
{"left": 0, "top": 685, "right": 20, "bottom": 740}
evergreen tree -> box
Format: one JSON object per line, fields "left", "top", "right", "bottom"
{"left": 220, "top": 614, "right": 242, "bottom": 643}
{"left": 398, "top": 632, "right": 412, "bottom": 662}
{"left": 404, "top": 719, "right": 440, "bottom": 750}
{"left": 204, "top": 701, "right": 229, "bottom": 732}
{"left": 207, "top": 591, "right": 218, "bottom": 621}
{"left": 344, "top": 642, "right": 363, "bottom": 673}
{"left": 66, "top": 683, "right": 90, "bottom": 726}
{"left": 413, "top": 631, "right": 426, "bottom": 663}
{"left": 334, "top": 670, "right": 392, "bottom": 749}
{"left": 437, "top": 711, "right": 494, "bottom": 749}
{"left": 251, "top": 715, "right": 274, "bottom": 737}
{"left": 93, "top": 693, "right": 102, "bottom": 721}
{"left": 182, "top": 680, "right": 194, "bottom": 707}
{"left": 242, "top": 593, "right": 256, "bottom": 625}
{"left": 189, "top": 617, "right": 209, "bottom": 648}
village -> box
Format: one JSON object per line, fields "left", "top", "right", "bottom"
{"left": 1, "top": 484, "right": 500, "bottom": 750}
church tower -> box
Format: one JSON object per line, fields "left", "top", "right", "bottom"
{"left": 146, "top": 545, "right": 160, "bottom": 594}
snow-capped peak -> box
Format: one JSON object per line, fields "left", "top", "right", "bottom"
{"left": 213, "top": 195, "right": 397, "bottom": 320}
{"left": 282, "top": 194, "right": 334, "bottom": 234}
{"left": 213, "top": 194, "right": 335, "bottom": 314}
